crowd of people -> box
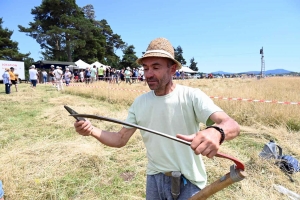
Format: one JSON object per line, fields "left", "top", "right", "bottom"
{"left": 38, "top": 65, "right": 147, "bottom": 87}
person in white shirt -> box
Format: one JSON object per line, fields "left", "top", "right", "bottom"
{"left": 64, "top": 68, "right": 72, "bottom": 86}
{"left": 54, "top": 66, "right": 63, "bottom": 91}
{"left": 2, "top": 68, "right": 11, "bottom": 94}
{"left": 42, "top": 69, "right": 48, "bottom": 84}
{"left": 29, "top": 65, "right": 38, "bottom": 88}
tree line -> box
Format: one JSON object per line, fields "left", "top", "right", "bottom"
{"left": 0, "top": 0, "right": 198, "bottom": 71}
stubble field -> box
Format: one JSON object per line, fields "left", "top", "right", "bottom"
{"left": 0, "top": 77, "right": 299, "bottom": 200}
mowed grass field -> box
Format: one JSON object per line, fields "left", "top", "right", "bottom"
{"left": 0, "top": 77, "right": 299, "bottom": 200}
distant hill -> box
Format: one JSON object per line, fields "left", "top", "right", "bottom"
{"left": 211, "top": 71, "right": 232, "bottom": 75}
{"left": 211, "top": 69, "right": 294, "bottom": 75}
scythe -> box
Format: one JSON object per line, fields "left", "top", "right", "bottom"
{"left": 70, "top": 113, "right": 247, "bottom": 199}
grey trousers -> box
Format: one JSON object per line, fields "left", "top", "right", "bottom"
{"left": 146, "top": 173, "right": 200, "bottom": 200}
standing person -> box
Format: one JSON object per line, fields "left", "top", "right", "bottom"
{"left": 49, "top": 65, "right": 56, "bottom": 87}
{"left": 73, "top": 38, "right": 240, "bottom": 199}
{"left": 110, "top": 68, "right": 115, "bottom": 84}
{"left": 131, "top": 68, "right": 137, "bottom": 83}
{"left": 64, "top": 68, "right": 72, "bottom": 86}
{"left": 120, "top": 68, "right": 125, "bottom": 82}
{"left": 85, "top": 67, "right": 91, "bottom": 84}
{"left": 105, "top": 67, "right": 110, "bottom": 82}
{"left": 124, "top": 67, "right": 132, "bottom": 84}
{"left": 73, "top": 70, "right": 79, "bottom": 82}
{"left": 54, "top": 66, "right": 63, "bottom": 91}
{"left": 42, "top": 69, "right": 48, "bottom": 84}
{"left": 90, "top": 65, "right": 97, "bottom": 83}
{"left": 2, "top": 68, "right": 10, "bottom": 94}
{"left": 29, "top": 65, "right": 38, "bottom": 88}
{"left": 9, "top": 67, "right": 18, "bottom": 92}
{"left": 98, "top": 66, "right": 104, "bottom": 81}
{"left": 115, "top": 69, "right": 120, "bottom": 84}
{"left": 79, "top": 69, "right": 84, "bottom": 83}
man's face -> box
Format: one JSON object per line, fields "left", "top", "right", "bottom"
{"left": 142, "top": 57, "right": 176, "bottom": 93}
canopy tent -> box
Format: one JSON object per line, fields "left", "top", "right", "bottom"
{"left": 179, "top": 66, "right": 198, "bottom": 74}
{"left": 32, "top": 60, "right": 76, "bottom": 70}
{"left": 90, "top": 61, "right": 107, "bottom": 70}
{"left": 75, "top": 59, "right": 90, "bottom": 69}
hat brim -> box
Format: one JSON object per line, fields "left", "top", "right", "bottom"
{"left": 136, "top": 52, "right": 182, "bottom": 70}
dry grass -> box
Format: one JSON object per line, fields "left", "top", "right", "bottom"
{"left": 0, "top": 77, "right": 299, "bottom": 200}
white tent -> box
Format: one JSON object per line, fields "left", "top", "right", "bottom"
{"left": 179, "top": 66, "right": 198, "bottom": 74}
{"left": 75, "top": 59, "right": 90, "bottom": 69}
{"left": 90, "top": 61, "right": 107, "bottom": 70}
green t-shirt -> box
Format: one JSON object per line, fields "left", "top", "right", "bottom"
{"left": 90, "top": 68, "right": 97, "bottom": 77}
{"left": 98, "top": 67, "right": 104, "bottom": 75}
{"left": 125, "top": 70, "right": 131, "bottom": 78}
{"left": 125, "top": 84, "right": 223, "bottom": 189}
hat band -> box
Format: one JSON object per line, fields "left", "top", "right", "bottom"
{"left": 143, "top": 50, "right": 173, "bottom": 59}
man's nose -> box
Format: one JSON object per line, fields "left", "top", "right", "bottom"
{"left": 144, "top": 69, "right": 154, "bottom": 78}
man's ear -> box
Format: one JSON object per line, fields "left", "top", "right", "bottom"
{"left": 170, "top": 64, "right": 177, "bottom": 75}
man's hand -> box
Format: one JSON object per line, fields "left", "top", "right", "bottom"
{"left": 176, "top": 128, "right": 221, "bottom": 158}
{"left": 74, "top": 120, "right": 94, "bottom": 136}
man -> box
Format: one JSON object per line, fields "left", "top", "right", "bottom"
{"left": 84, "top": 67, "right": 91, "bottom": 84}
{"left": 2, "top": 68, "right": 10, "bottom": 94}
{"left": 74, "top": 38, "right": 240, "bottom": 199}
{"left": 90, "top": 65, "right": 97, "bottom": 83}
{"left": 98, "top": 66, "right": 104, "bottom": 81}
{"left": 124, "top": 67, "right": 132, "bottom": 84}
{"left": 132, "top": 68, "right": 137, "bottom": 83}
{"left": 29, "top": 65, "right": 38, "bottom": 88}
{"left": 54, "top": 66, "right": 63, "bottom": 91}
{"left": 64, "top": 68, "right": 72, "bottom": 86}
{"left": 49, "top": 65, "right": 56, "bottom": 87}
{"left": 9, "top": 67, "right": 18, "bottom": 92}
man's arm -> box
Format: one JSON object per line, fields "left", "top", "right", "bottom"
{"left": 177, "top": 111, "right": 240, "bottom": 158}
{"left": 74, "top": 120, "right": 137, "bottom": 148}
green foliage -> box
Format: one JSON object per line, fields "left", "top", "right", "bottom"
{"left": 174, "top": 46, "right": 186, "bottom": 66}
{"left": 0, "top": 18, "right": 30, "bottom": 61}
{"left": 189, "top": 57, "right": 198, "bottom": 71}
{"left": 18, "top": 0, "right": 94, "bottom": 62}
{"left": 18, "top": 2, "right": 126, "bottom": 67}
{"left": 120, "top": 45, "right": 139, "bottom": 69}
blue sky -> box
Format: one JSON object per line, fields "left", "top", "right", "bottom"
{"left": 1, "top": 0, "right": 300, "bottom": 73}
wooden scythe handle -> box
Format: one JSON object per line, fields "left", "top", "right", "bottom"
{"left": 189, "top": 166, "right": 247, "bottom": 200}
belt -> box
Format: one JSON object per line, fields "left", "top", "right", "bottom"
{"left": 164, "top": 172, "right": 173, "bottom": 177}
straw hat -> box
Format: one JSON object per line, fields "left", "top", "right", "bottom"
{"left": 5, "top": 68, "right": 9, "bottom": 71}
{"left": 136, "top": 38, "right": 182, "bottom": 70}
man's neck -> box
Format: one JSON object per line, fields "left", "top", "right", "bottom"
{"left": 154, "top": 81, "right": 176, "bottom": 96}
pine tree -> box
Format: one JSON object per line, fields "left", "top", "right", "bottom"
{"left": 189, "top": 57, "right": 198, "bottom": 71}
{"left": 174, "top": 46, "right": 186, "bottom": 66}
{"left": 120, "top": 45, "right": 139, "bottom": 69}
{"left": 0, "top": 18, "right": 30, "bottom": 61}
{"left": 18, "top": 0, "right": 93, "bottom": 62}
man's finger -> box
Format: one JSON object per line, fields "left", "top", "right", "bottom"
{"left": 176, "top": 134, "right": 195, "bottom": 142}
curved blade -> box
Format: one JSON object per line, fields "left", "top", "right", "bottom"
{"left": 71, "top": 113, "right": 245, "bottom": 170}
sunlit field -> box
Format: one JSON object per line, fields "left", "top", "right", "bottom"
{"left": 0, "top": 77, "right": 299, "bottom": 199}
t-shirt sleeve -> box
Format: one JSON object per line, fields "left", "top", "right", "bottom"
{"left": 124, "top": 101, "right": 137, "bottom": 129}
{"left": 192, "top": 89, "right": 223, "bottom": 126}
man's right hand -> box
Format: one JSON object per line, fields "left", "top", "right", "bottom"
{"left": 74, "top": 120, "right": 94, "bottom": 136}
